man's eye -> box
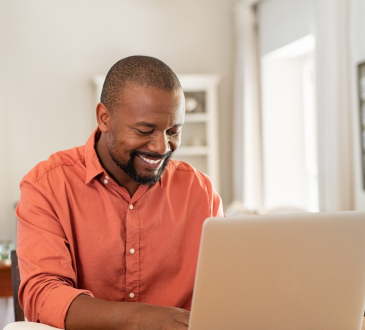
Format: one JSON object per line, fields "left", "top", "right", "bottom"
{"left": 167, "top": 130, "right": 180, "bottom": 136}
{"left": 137, "top": 129, "right": 154, "bottom": 135}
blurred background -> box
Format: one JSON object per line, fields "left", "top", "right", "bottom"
{"left": 1, "top": 0, "right": 365, "bottom": 325}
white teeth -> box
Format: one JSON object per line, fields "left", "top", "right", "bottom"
{"left": 140, "top": 156, "right": 161, "bottom": 164}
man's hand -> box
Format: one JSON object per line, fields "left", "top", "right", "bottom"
{"left": 65, "top": 294, "right": 190, "bottom": 330}
{"left": 136, "top": 304, "right": 189, "bottom": 329}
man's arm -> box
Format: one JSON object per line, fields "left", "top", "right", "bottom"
{"left": 17, "top": 179, "right": 189, "bottom": 330}
{"left": 17, "top": 180, "right": 95, "bottom": 327}
{"left": 65, "top": 295, "right": 189, "bottom": 330}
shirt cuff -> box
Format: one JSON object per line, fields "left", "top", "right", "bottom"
{"left": 39, "top": 286, "right": 94, "bottom": 329}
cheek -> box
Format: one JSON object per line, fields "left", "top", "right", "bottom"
{"left": 114, "top": 133, "right": 151, "bottom": 157}
{"left": 107, "top": 133, "right": 133, "bottom": 159}
{"left": 123, "top": 133, "right": 149, "bottom": 150}
{"left": 106, "top": 132, "right": 117, "bottom": 152}
{"left": 169, "top": 135, "right": 181, "bottom": 150}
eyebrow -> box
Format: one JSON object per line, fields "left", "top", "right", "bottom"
{"left": 135, "top": 121, "right": 184, "bottom": 128}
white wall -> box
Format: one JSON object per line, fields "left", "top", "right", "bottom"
{"left": 0, "top": 0, "right": 236, "bottom": 243}
{"left": 261, "top": 54, "right": 313, "bottom": 210}
{"left": 257, "top": 0, "right": 314, "bottom": 55}
{"left": 258, "top": 0, "right": 316, "bottom": 211}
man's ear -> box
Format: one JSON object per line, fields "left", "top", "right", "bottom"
{"left": 96, "top": 102, "right": 111, "bottom": 133}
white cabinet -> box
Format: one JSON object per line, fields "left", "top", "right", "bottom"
{"left": 174, "top": 75, "right": 220, "bottom": 192}
{"left": 93, "top": 74, "right": 220, "bottom": 192}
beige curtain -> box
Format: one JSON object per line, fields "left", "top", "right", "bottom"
{"left": 233, "top": 1, "right": 263, "bottom": 211}
{"left": 315, "top": 0, "right": 354, "bottom": 211}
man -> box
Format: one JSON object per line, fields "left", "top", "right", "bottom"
{"left": 16, "top": 56, "right": 224, "bottom": 330}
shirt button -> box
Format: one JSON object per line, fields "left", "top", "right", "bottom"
{"left": 105, "top": 176, "right": 109, "bottom": 179}
{"left": 129, "top": 292, "right": 135, "bottom": 298}
{"left": 104, "top": 179, "right": 108, "bottom": 184}
{"left": 130, "top": 248, "right": 135, "bottom": 254}
{"left": 129, "top": 204, "right": 133, "bottom": 210}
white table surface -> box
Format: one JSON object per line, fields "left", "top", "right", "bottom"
{"left": 3, "top": 323, "right": 61, "bottom": 330}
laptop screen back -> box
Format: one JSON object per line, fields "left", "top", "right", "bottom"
{"left": 189, "top": 211, "right": 365, "bottom": 330}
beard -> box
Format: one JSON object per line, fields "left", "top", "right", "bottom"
{"left": 109, "top": 147, "right": 173, "bottom": 186}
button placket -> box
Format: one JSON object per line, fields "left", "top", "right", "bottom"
{"left": 124, "top": 185, "right": 148, "bottom": 302}
{"left": 125, "top": 200, "right": 140, "bottom": 301}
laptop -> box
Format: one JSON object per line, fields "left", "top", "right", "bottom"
{"left": 189, "top": 211, "right": 365, "bottom": 330}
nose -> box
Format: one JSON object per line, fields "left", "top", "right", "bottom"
{"left": 147, "top": 132, "right": 171, "bottom": 155}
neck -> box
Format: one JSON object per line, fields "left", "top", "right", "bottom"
{"left": 95, "top": 133, "right": 139, "bottom": 197}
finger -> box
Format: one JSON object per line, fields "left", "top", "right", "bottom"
{"left": 174, "top": 307, "right": 190, "bottom": 315}
{"left": 176, "top": 320, "right": 189, "bottom": 328}
{"left": 175, "top": 313, "right": 190, "bottom": 326}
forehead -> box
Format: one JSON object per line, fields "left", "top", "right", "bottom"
{"left": 115, "top": 84, "right": 185, "bottom": 126}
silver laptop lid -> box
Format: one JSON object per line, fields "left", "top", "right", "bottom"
{"left": 189, "top": 211, "right": 365, "bottom": 330}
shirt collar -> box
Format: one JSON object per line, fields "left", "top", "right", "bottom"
{"left": 159, "top": 164, "right": 167, "bottom": 187}
{"left": 84, "top": 127, "right": 166, "bottom": 187}
{"left": 84, "top": 128, "right": 104, "bottom": 184}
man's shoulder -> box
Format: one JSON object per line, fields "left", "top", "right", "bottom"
{"left": 23, "top": 145, "right": 85, "bottom": 184}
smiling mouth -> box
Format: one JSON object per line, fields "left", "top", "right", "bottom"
{"left": 137, "top": 155, "right": 164, "bottom": 170}
{"left": 139, "top": 156, "right": 162, "bottom": 164}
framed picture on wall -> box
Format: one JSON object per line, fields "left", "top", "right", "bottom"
{"left": 358, "top": 62, "right": 365, "bottom": 189}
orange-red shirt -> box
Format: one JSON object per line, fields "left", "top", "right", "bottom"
{"left": 16, "top": 129, "right": 224, "bottom": 329}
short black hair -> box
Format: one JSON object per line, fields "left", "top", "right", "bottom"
{"left": 101, "top": 55, "right": 182, "bottom": 113}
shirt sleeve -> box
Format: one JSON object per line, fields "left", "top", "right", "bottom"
{"left": 212, "top": 187, "right": 225, "bottom": 217}
{"left": 203, "top": 174, "right": 225, "bottom": 217}
{"left": 16, "top": 178, "right": 94, "bottom": 329}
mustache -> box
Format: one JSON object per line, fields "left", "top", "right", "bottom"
{"left": 131, "top": 149, "right": 173, "bottom": 160}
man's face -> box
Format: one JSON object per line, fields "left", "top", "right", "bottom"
{"left": 106, "top": 84, "right": 185, "bottom": 185}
